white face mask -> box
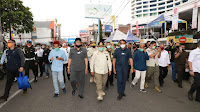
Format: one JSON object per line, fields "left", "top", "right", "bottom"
{"left": 120, "top": 44, "right": 126, "bottom": 48}
{"left": 62, "top": 43, "right": 66, "bottom": 47}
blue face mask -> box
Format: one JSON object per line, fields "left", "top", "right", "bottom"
{"left": 98, "top": 47, "right": 104, "bottom": 51}
{"left": 139, "top": 49, "right": 144, "bottom": 52}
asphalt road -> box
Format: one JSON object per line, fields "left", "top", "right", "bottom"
{"left": 0, "top": 68, "right": 200, "bottom": 112}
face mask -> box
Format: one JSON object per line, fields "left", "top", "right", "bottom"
{"left": 152, "top": 46, "right": 156, "bottom": 50}
{"left": 62, "top": 43, "right": 66, "bottom": 46}
{"left": 98, "top": 47, "right": 104, "bottom": 51}
{"left": 7, "top": 43, "right": 12, "bottom": 48}
{"left": 55, "top": 48, "right": 59, "bottom": 51}
{"left": 76, "top": 45, "right": 82, "bottom": 48}
{"left": 36, "top": 47, "right": 40, "bottom": 49}
{"left": 139, "top": 49, "right": 144, "bottom": 52}
{"left": 120, "top": 44, "right": 126, "bottom": 48}
{"left": 107, "top": 45, "right": 111, "bottom": 49}
{"left": 111, "top": 46, "right": 114, "bottom": 49}
{"left": 42, "top": 46, "right": 45, "bottom": 49}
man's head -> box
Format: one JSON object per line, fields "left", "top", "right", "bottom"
{"left": 119, "top": 39, "right": 126, "bottom": 49}
{"left": 7, "top": 40, "right": 15, "bottom": 48}
{"left": 106, "top": 42, "right": 112, "bottom": 49}
{"left": 150, "top": 41, "right": 156, "bottom": 49}
{"left": 98, "top": 42, "right": 104, "bottom": 52}
{"left": 128, "top": 43, "right": 132, "bottom": 49}
{"left": 53, "top": 41, "right": 60, "bottom": 49}
{"left": 146, "top": 41, "right": 151, "bottom": 47}
{"left": 139, "top": 43, "right": 145, "bottom": 50}
{"left": 175, "top": 43, "right": 180, "bottom": 47}
{"left": 46, "top": 45, "right": 49, "bottom": 49}
{"left": 160, "top": 44, "right": 165, "bottom": 50}
{"left": 74, "top": 38, "right": 82, "bottom": 48}
{"left": 133, "top": 43, "right": 137, "bottom": 48}
{"left": 62, "top": 42, "right": 67, "bottom": 47}
{"left": 27, "top": 40, "right": 32, "bottom": 47}
{"left": 42, "top": 44, "right": 46, "bottom": 49}
{"left": 180, "top": 44, "right": 185, "bottom": 51}
{"left": 36, "top": 44, "right": 41, "bottom": 49}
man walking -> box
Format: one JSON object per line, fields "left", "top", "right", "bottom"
{"left": 49, "top": 41, "right": 67, "bottom": 98}
{"left": 0, "top": 40, "right": 25, "bottom": 101}
{"left": 43, "top": 45, "right": 51, "bottom": 78}
{"left": 188, "top": 41, "right": 200, "bottom": 102}
{"left": 68, "top": 38, "right": 88, "bottom": 99}
{"left": 113, "top": 39, "right": 133, "bottom": 100}
{"left": 35, "top": 44, "right": 44, "bottom": 77}
{"left": 158, "top": 44, "right": 170, "bottom": 87}
{"left": 130, "top": 43, "right": 149, "bottom": 92}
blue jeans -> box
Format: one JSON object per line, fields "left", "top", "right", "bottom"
{"left": 45, "top": 63, "right": 51, "bottom": 76}
{"left": 52, "top": 71, "right": 65, "bottom": 94}
{"left": 171, "top": 62, "right": 176, "bottom": 80}
{"left": 116, "top": 66, "right": 128, "bottom": 94}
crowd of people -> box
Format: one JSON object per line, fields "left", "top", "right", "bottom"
{"left": 0, "top": 38, "right": 200, "bottom": 103}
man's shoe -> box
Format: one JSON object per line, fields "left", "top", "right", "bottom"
{"left": 40, "top": 74, "right": 43, "bottom": 77}
{"left": 46, "top": 76, "right": 49, "bottom": 79}
{"left": 23, "top": 90, "right": 28, "bottom": 95}
{"left": 14, "top": 77, "right": 17, "bottom": 82}
{"left": 97, "top": 95, "right": 103, "bottom": 101}
{"left": 154, "top": 86, "right": 162, "bottom": 93}
{"left": 195, "top": 99, "right": 200, "bottom": 102}
{"left": 79, "top": 95, "right": 84, "bottom": 99}
{"left": 34, "top": 77, "right": 38, "bottom": 82}
{"left": 53, "top": 94, "right": 59, "bottom": 98}
{"left": 0, "top": 96, "right": 7, "bottom": 101}
{"left": 144, "top": 83, "right": 149, "bottom": 88}
{"left": 117, "top": 94, "right": 123, "bottom": 100}
{"left": 178, "top": 85, "right": 183, "bottom": 88}
{"left": 140, "top": 89, "right": 147, "bottom": 93}
{"left": 122, "top": 93, "right": 126, "bottom": 97}
{"left": 130, "top": 84, "right": 135, "bottom": 88}
{"left": 101, "top": 92, "right": 105, "bottom": 96}
{"left": 173, "top": 79, "right": 178, "bottom": 83}
{"left": 72, "top": 90, "right": 76, "bottom": 96}
{"left": 188, "top": 92, "right": 193, "bottom": 101}
{"left": 62, "top": 88, "right": 67, "bottom": 94}
{"left": 90, "top": 77, "right": 94, "bottom": 83}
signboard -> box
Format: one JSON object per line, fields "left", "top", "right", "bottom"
{"left": 172, "top": 8, "right": 179, "bottom": 30}
{"left": 68, "top": 38, "right": 76, "bottom": 43}
{"left": 32, "top": 27, "right": 37, "bottom": 39}
{"left": 105, "top": 25, "right": 113, "bottom": 32}
{"left": 192, "top": 2, "right": 198, "bottom": 29}
{"left": 168, "top": 35, "right": 193, "bottom": 43}
{"left": 85, "top": 4, "right": 112, "bottom": 18}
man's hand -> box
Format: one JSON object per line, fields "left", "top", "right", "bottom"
{"left": 157, "top": 48, "right": 161, "bottom": 52}
{"left": 43, "top": 62, "right": 45, "bottom": 65}
{"left": 35, "top": 62, "right": 38, "bottom": 66}
{"left": 91, "top": 72, "right": 94, "bottom": 76}
{"left": 144, "top": 49, "right": 146, "bottom": 53}
{"left": 179, "top": 50, "right": 183, "bottom": 53}
{"left": 131, "top": 68, "right": 134, "bottom": 74}
{"left": 19, "top": 67, "right": 24, "bottom": 72}
{"left": 50, "top": 57, "right": 54, "bottom": 61}
{"left": 113, "top": 69, "right": 117, "bottom": 74}
{"left": 85, "top": 68, "right": 88, "bottom": 74}
{"left": 190, "top": 71, "right": 194, "bottom": 76}
{"left": 109, "top": 71, "right": 112, "bottom": 76}
{"left": 67, "top": 68, "right": 70, "bottom": 74}
{"left": 133, "top": 69, "right": 136, "bottom": 72}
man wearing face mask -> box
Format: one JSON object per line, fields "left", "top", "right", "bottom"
{"left": 145, "top": 41, "right": 162, "bottom": 93}
{"left": 43, "top": 45, "right": 51, "bottom": 79}
{"left": 113, "top": 39, "right": 134, "bottom": 100}
{"left": 90, "top": 42, "right": 112, "bottom": 101}
{"left": 158, "top": 44, "right": 170, "bottom": 87}
{"left": 68, "top": 38, "right": 88, "bottom": 99}
{"left": 87, "top": 42, "right": 97, "bottom": 83}
{"left": 35, "top": 44, "right": 44, "bottom": 77}
{"left": 24, "top": 40, "right": 38, "bottom": 82}
{"left": 175, "top": 44, "right": 189, "bottom": 88}
{"left": 60, "top": 42, "right": 70, "bottom": 82}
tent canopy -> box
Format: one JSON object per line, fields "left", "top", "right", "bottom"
{"left": 126, "top": 29, "right": 139, "bottom": 42}
{"left": 104, "top": 30, "right": 126, "bottom": 42}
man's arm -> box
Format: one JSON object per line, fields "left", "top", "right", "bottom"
{"left": 188, "top": 51, "right": 195, "bottom": 76}
{"left": 18, "top": 49, "right": 25, "bottom": 67}
{"left": 113, "top": 58, "right": 116, "bottom": 74}
{"left": 90, "top": 52, "right": 96, "bottom": 73}
{"left": 0, "top": 50, "right": 7, "bottom": 65}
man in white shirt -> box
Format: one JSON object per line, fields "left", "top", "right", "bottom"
{"left": 158, "top": 44, "right": 170, "bottom": 87}
{"left": 60, "top": 42, "right": 70, "bottom": 82}
{"left": 90, "top": 42, "right": 112, "bottom": 101}
{"left": 188, "top": 41, "right": 200, "bottom": 103}
{"left": 36, "top": 44, "right": 44, "bottom": 77}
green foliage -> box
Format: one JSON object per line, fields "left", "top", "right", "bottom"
{"left": 0, "top": 0, "right": 34, "bottom": 34}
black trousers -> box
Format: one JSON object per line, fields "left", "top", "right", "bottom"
{"left": 106, "top": 67, "right": 114, "bottom": 87}
{"left": 38, "top": 58, "right": 44, "bottom": 76}
{"left": 4, "top": 70, "right": 26, "bottom": 98}
{"left": 25, "top": 60, "right": 38, "bottom": 79}
{"left": 63, "top": 63, "right": 70, "bottom": 82}
{"left": 159, "top": 66, "right": 168, "bottom": 86}
{"left": 175, "top": 64, "right": 185, "bottom": 86}
{"left": 189, "top": 72, "right": 200, "bottom": 101}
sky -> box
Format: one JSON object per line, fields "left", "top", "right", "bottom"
{"left": 22, "top": 0, "right": 131, "bottom": 38}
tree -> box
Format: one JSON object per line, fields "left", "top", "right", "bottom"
{"left": 0, "top": 0, "right": 34, "bottom": 39}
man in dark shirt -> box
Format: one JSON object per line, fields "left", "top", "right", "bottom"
{"left": 0, "top": 40, "right": 25, "bottom": 101}
{"left": 43, "top": 45, "right": 51, "bottom": 78}
{"left": 113, "top": 39, "right": 133, "bottom": 100}
{"left": 68, "top": 38, "right": 88, "bottom": 99}
{"left": 175, "top": 44, "right": 189, "bottom": 88}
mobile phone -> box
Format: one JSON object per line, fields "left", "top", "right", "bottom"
{"left": 179, "top": 47, "right": 182, "bottom": 51}
{"left": 56, "top": 56, "right": 58, "bottom": 58}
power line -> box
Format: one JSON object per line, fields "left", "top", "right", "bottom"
{"left": 101, "top": 0, "right": 118, "bottom": 19}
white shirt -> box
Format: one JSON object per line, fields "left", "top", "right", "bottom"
{"left": 87, "top": 47, "right": 97, "bottom": 62}
{"left": 146, "top": 48, "right": 159, "bottom": 67}
{"left": 158, "top": 50, "right": 170, "bottom": 67}
{"left": 60, "top": 47, "right": 70, "bottom": 64}
{"left": 188, "top": 47, "right": 200, "bottom": 73}
{"left": 36, "top": 49, "right": 44, "bottom": 57}
{"left": 90, "top": 50, "right": 112, "bottom": 74}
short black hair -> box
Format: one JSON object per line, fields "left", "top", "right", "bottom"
{"left": 150, "top": 41, "right": 156, "bottom": 45}
{"left": 9, "top": 39, "right": 16, "bottom": 43}
{"left": 75, "top": 38, "right": 81, "bottom": 42}
{"left": 119, "top": 39, "right": 126, "bottom": 44}
{"left": 147, "top": 41, "right": 151, "bottom": 43}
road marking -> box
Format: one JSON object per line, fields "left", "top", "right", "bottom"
{"left": 0, "top": 78, "right": 34, "bottom": 109}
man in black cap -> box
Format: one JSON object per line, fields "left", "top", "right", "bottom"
{"left": 68, "top": 38, "right": 88, "bottom": 99}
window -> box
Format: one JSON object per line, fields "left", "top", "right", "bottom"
{"left": 143, "top": 14, "right": 148, "bottom": 17}
{"left": 136, "top": 0, "right": 141, "bottom": 1}
{"left": 159, "top": 2, "right": 165, "bottom": 5}
{"left": 150, "top": 13, "right": 157, "bottom": 16}
{"left": 137, "top": 2, "right": 142, "bottom": 5}
{"left": 167, "top": 0, "right": 173, "bottom": 4}
{"left": 167, "top": 4, "right": 173, "bottom": 8}
{"left": 175, "top": 2, "right": 180, "bottom": 6}
{"left": 150, "top": 0, "right": 157, "bottom": 3}
{"left": 150, "top": 8, "right": 157, "bottom": 11}
{"left": 150, "top": 4, "right": 157, "bottom": 7}
{"left": 143, "top": 1, "right": 148, "bottom": 4}
{"left": 182, "top": 0, "right": 188, "bottom": 3}
{"left": 143, "top": 5, "right": 148, "bottom": 8}
{"left": 143, "top": 10, "right": 148, "bottom": 12}
{"left": 137, "top": 10, "right": 142, "bottom": 13}
{"left": 158, "top": 7, "right": 165, "bottom": 10}
{"left": 136, "top": 6, "right": 142, "bottom": 9}
{"left": 158, "top": 11, "right": 165, "bottom": 14}
{"left": 136, "top": 14, "right": 142, "bottom": 17}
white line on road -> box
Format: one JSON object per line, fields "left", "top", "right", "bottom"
{"left": 0, "top": 78, "right": 34, "bottom": 109}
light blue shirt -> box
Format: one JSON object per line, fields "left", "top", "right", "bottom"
{"left": 48, "top": 49, "right": 67, "bottom": 72}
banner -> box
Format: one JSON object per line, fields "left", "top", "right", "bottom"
{"left": 105, "top": 25, "right": 113, "bottom": 32}
{"left": 192, "top": 2, "right": 198, "bottom": 29}
{"left": 168, "top": 35, "right": 193, "bottom": 43}
{"left": 68, "top": 38, "right": 76, "bottom": 43}
{"left": 11, "top": 25, "right": 14, "bottom": 40}
{"left": 172, "top": 8, "right": 179, "bottom": 30}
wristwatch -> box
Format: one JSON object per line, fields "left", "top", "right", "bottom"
{"left": 189, "top": 70, "right": 193, "bottom": 72}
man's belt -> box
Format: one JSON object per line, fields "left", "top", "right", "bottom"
{"left": 25, "top": 57, "right": 35, "bottom": 61}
